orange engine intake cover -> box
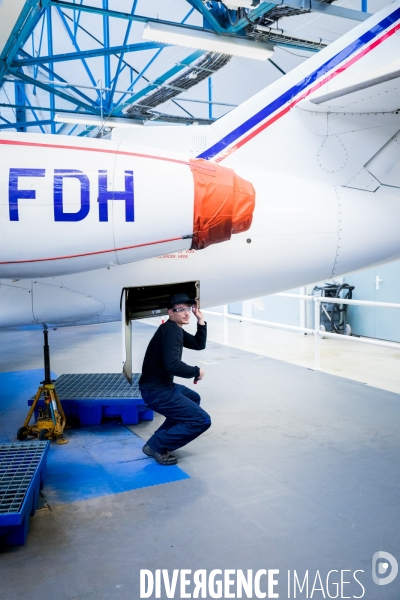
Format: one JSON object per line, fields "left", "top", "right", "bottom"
{"left": 190, "top": 158, "right": 255, "bottom": 251}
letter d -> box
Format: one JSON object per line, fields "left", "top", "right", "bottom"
{"left": 140, "top": 570, "right": 154, "bottom": 598}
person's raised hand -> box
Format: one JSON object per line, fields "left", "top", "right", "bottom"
{"left": 197, "top": 368, "right": 205, "bottom": 380}
{"left": 192, "top": 304, "right": 205, "bottom": 325}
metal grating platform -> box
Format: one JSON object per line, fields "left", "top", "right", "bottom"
{"left": 0, "top": 442, "right": 48, "bottom": 515}
{"left": 44, "top": 373, "right": 142, "bottom": 400}
{"left": 31, "top": 373, "right": 153, "bottom": 426}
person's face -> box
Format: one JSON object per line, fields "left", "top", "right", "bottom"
{"left": 168, "top": 303, "right": 192, "bottom": 326}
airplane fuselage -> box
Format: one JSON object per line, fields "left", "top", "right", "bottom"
{"left": 1, "top": 165, "right": 400, "bottom": 329}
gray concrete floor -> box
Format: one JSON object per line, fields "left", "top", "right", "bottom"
{"left": 1, "top": 321, "right": 400, "bottom": 599}
{"left": 200, "top": 312, "right": 400, "bottom": 395}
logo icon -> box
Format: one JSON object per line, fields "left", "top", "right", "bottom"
{"left": 372, "top": 552, "right": 398, "bottom": 585}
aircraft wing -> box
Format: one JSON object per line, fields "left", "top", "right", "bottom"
{"left": 298, "top": 59, "right": 400, "bottom": 113}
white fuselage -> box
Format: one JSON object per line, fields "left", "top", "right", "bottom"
{"left": 2, "top": 165, "right": 400, "bottom": 328}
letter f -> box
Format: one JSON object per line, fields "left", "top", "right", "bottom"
{"left": 9, "top": 168, "right": 45, "bottom": 221}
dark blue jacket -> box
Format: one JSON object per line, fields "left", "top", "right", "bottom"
{"left": 139, "top": 319, "right": 207, "bottom": 389}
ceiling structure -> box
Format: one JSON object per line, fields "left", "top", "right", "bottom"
{"left": 0, "top": 0, "right": 377, "bottom": 137}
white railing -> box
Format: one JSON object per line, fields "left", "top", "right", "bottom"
{"left": 204, "top": 294, "right": 400, "bottom": 370}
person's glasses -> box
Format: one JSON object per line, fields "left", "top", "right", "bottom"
{"left": 172, "top": 307, "right": 192, "bottom": 313}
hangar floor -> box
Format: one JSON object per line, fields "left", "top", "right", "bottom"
{"left": 0, "top": 320, "right": 400, "bottom": 600}
{"left": 201, "top": 313, "right": 400, "bottom": 396}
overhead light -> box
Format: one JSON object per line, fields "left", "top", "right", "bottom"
{"left": 55, "top": 113, "right": 142, "bottom": 128}
{"left": 224, "top": 1, "right": 256, "bottom": 9}
{"left": 142, "top": 22, "right": 274, "bottom": 61}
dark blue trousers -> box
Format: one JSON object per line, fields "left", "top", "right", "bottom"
{"left": 140, "top": 384, "right": 211, "bottom": 453}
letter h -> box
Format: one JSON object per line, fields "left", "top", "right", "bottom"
{"left": 98, "top": 170, "right": 134, "bottom": 222}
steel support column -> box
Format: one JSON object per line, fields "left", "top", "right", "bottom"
{"left": 46, "top": 6, "right": 56, "bottom": 133}
{"left": 102, "top": 0, "right": 111, "bottom": 111}
{"left": 208, "top": 77, "right": 212, "bottom": 121}
{"left": 14, "top": 79, "right": 26, "bottom": 131}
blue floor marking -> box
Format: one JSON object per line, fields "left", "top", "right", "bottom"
{"left": 0, "top": 369, "right": 48, "bottom": 443}
{"left": 0, "top": 370, "right": 189, "bottom": 504}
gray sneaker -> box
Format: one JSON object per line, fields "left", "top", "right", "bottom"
{"left": 142, "top": 444, "right": 178, "bottom": 465}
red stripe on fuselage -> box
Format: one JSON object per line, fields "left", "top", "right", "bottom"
{"left": 0, "top": 138, "right": 189, "bottom": 166}
{"left": 0, "top": 237, "right": 185, "bottom": 266}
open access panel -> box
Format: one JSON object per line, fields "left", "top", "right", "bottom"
{"left": 121, "top": 281, "right": 200, "bottom": 383}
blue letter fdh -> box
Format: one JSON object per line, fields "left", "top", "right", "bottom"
{"left": 98, "top": 170, "right": 134, "bottom": 222}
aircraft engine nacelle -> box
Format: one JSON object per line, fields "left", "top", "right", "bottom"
{"left": 0, "top": 134, "right": 255, "bottom": 279}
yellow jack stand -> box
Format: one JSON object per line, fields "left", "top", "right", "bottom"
{"left": 17, "top": 329, "right": 68, "bottom": 445}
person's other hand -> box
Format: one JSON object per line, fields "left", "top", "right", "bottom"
{"left": 198, "top": 368, "right": 205, "bottom": 380}
{"left": 192, "top": 304, "right": 205, "bottom": 325}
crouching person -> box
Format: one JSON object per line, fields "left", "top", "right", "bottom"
{"left": 139, "top": 293, "right": 211, "bottom": 465}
